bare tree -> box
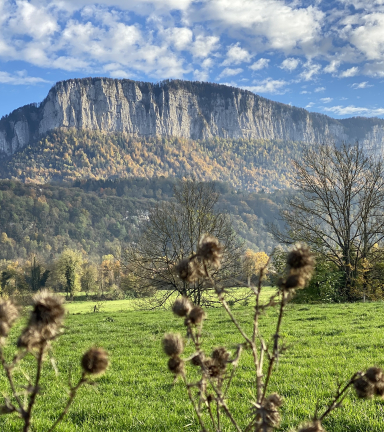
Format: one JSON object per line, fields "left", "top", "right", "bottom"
{"left": 273, "top": 142, "right": 384, "bottom": 300}
{"left": 122, "top": 179, "right": 243, "bottom": 307}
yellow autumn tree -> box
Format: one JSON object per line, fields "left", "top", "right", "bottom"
{"left": 242, "top": 249, "right": 269, "bottom": 286}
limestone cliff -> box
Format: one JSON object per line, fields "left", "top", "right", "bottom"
{"left": 0, "top": 78, "right": 383, "bottom": 155}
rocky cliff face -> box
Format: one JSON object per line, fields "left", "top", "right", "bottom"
{"left": 1, "top": 78, "right": 383, "bottom": 156}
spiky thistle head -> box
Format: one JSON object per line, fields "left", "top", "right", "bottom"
{"left": 162, "top": 333, "right": 184, "bottom": 357}
{"left": 196, "top": 234, "right": 224, "bottom": 269}
{"left": 175, "top": 258, "right": 204, "bottom": 282}
{"left": 18, "top": 291, "right": 65, "bottom": 350}
{"left": 28, "top": 290, "right": 65, "bottom": 327}
{"left": 187, "top": 306, "right": 206, "bottom": 325}
{"left": 172, "top": 297, "right": 192, "bottom": 317}
{"left": 81, "top": 347, "right": 109, "bottom": 375}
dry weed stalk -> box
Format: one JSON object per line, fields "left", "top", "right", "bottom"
{"left": 163, "top": 235, "right": 383, "bottom": 431}
{"left": 0, "top": 290, "right": 108, "bottom": 431}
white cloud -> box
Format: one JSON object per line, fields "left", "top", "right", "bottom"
{"left": 314, "top": 86, "right": 325, "bottom": 92}
{"left": 280, "top": 58, "right": 300, "bottom": 72}
{"left": 161, "top": 27, "right": 193, "bottom": 51}
{"left": 320, "top": 97, "right": 333, "bottom": 103}
{"left": 0, "top": 70, "right": 49, "bottom": 85}
{"left": 300, "top": 90, "right": 310, "bottom": 94}
{"left": 249, "top": 58, "right": 269, "bottom": 71}
{"left": 218, "top": 67, "right": 243, "bottom": 79}
{"left": 323, "top": 60, "right": 340, "bottom": 73}
{"left": 193, "top": 69, "right": 209, "bottom": 81}
{"left": 244, "top": 78, "right": 288, "bottom": 94}
{"left": 346, "top": 13, "right": 384, "bottom": 61}
{"left": 339, "top": 66, "right": 359, "bottom": 78}
{"left": 323, "top": 105, "right": 384, "bottom": 116}
{"left": 221, "top": 43, "right": 252, "bottom": 66}
{"left": 363, "top": 61, "right": 384, "bottom": 77}
{"left": 193, "top": 0, "right": 324, "bottom": 53}
{"left": 306, "top": 102, "right": 315, "bottom": 108}
{"left": 190, "top": 35, "right": 220, "bottom": 58}
{"left": 351, "top": 81, "right": 373, "bottom": 89}
{"left": 7, "top": 1, "right": 58, "bottom": 39}
{"left": 300, "top": 62, "right": 321, "bottom": 81}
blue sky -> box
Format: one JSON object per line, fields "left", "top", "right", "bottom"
{"left": 1, "top": 0, "right": 384, "bottom": 119}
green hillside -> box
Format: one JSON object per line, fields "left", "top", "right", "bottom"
{"left": 0, "top": 178, "right": 289, "bottom": 261}
{"left": 0, "top": 129, "right": 302, "bottom": 192}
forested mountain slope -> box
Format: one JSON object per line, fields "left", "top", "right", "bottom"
{"left": 0, "top": 129, "right": 301, "bottom": 192}
{"left": 0, "top": 178, "right": 288, "bottom": 261}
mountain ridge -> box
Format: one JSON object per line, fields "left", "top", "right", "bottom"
{"left": 2, "top": 77, "right": 384, "bottom": 157}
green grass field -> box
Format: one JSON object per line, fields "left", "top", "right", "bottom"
{"left": 0, "top": 292, "right": 383, "bottom": 431}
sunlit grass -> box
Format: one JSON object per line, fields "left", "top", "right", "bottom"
{"left": 0, "top": 295, "right": 383, "bottom": 431}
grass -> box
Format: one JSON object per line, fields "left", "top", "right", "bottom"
{"left": 64, "top": 287, "right": 275, "bottom": 315}
{"left": 0, "top": 294, "right": 383, "bottom": 431}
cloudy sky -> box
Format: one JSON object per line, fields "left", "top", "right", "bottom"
{"left": 1, "top": 0, "right": 384, "bottom": 119}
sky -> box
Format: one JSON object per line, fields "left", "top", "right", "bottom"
{"left": 1, "top": 0, "right": 384, "bottom": 119}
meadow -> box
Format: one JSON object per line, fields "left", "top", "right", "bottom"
{"left": 0, "top": 292, "right": 383, "bottom": 431}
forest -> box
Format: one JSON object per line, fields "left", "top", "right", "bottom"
{"left": 0, "top": 177, "right": 289, "bottom": 262}
{"left": 0, "top": 129, "right": 302, "bottom": 191}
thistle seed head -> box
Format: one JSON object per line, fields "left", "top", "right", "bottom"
{"left": 196, "top": 234, "right": 224, "bottom": 268}
{"left": 365, "top": 367, "right": 384, "bottom": 383}
{"left": 162, "top": 333, "right": 184, "bottom": 357}
{"left": 172, "top": 297, "right": 192, "bottom": 317}
{"left": 287, "top": 244, "right": 315, "bottom": 270}
{"left": 298, "top": 421, "right": 326, "bottom": 432}
{"left": 353, "top": 376, "right": 375, "bottom": 399}
{"left": 265, "top": 393, "right": 283, "bottom": 408}
{"left": 374, "top": 380, "right": 384, "bottom": 397}
{"left": 261, "top": 399, "right": 281, "bottom": 428}
{"left": 212, "top": 347, "right": 230, "bottom": 369}
{"left": 81, "top": 347, "right": 109, "bottom": 375}
{"left": 284, "top": 274, "right": 306, "bottom": 290}
{"left": 29, "top": 291, "right": 65, "bottom": 327}
{"left": 203, "top": 358, "right": 221, "bottom": 378}
{"left": 175, "top": 258, "right": 203, "bottom": 282}
{"left": 188, "top": 306, "right": 206, "bottom": 325}
{"left": 190, "top": 353, "right": 203, "bottom": 366}
{"left": 168, "top": 356, "right": 184, "bottom": 376}
{"left": 0, "top": 300, "right": 18, "bottom": 338}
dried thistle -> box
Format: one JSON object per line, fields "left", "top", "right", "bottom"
{"left": 175, "top": 258, "right": 203, "bottom": 282}
{"left": 168, "top": 356, "right": 184, "bottom": 376}
{"left": 81, "top": 347, "right": 109, "bottom": 376}
{"left": 196, "top": 234, "right": 224, "bottom": 268}
{"left": 162, "top": 333, "right": 184, "bottom": 357}
{"left": 284, "top": 274, "right": 306, "bottom": 290}
{"left": 353, "top": 376, "right": 375, "bottom": 399}
{"left": 253, "top": 394, "right": 282, "bottom": 431}
{"left": 365, "top": 367, "right": 383, "bottom": 383}
{"left": 287, "top": 244, "right": 315, "bottom": 270}
{"left": 190, "top": 353, "right": 203, "bottom": 366}
{"left": 18, "top": 291, "right": 65, "bottom": 350}
{"left": 203, "top": 358, "right": 221, "bottom": 378}
{"left": 297, "top": 420, "right": 326, "bottom": 432}
{"left": 212, "top": 347, "right": 230, "bottom": 370}
{"left": 172, "top": 297, "right": 193, "bottom": 317}
{"left": 188, "top": 306, "right": 206, "bottom": 325}
{"left": 0, "top": 300, "right": 18, "bottom": 339}
{"left": 29, "top": 290, "right": 65, "bottom": 327}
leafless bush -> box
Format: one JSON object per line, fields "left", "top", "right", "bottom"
{"left": 0, "top": 290, "right": 108, "bottom": 431}
{"left": 163, "top": 235, "right": 383, "bottom": 431}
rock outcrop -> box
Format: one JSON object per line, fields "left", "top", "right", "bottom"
{"left": 1, "top": 78, "right": 384, "bottom": 155}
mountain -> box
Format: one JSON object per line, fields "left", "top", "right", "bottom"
{"left": 1, "top": 77, "right": 384, "bottom": 157}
